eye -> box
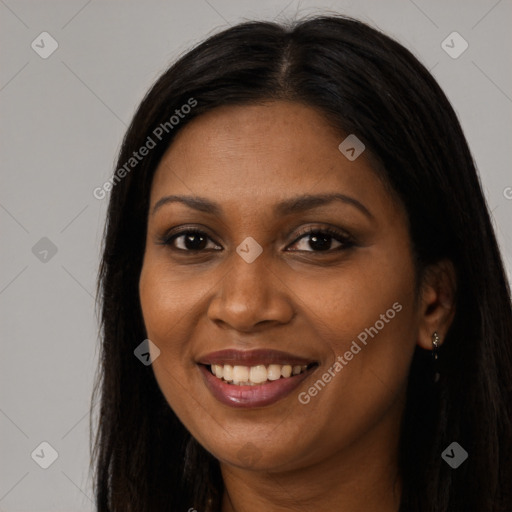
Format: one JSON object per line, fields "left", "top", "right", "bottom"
{"left": 159, "top": 229, "right": 221, "bottom": 252}
{"left": 287, "top": 227, "right": 354, "bottom": 252}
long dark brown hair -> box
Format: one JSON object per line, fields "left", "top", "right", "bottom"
{"left": 91, "top": 14, "right": 512, "bottom": 511}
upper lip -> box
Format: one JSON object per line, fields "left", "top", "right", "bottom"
{"left": 197, "top": 349, "right": 317, "bottom": 367}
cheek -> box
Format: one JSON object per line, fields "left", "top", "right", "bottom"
{"left": 138, "top": 260, "right": 192, "bottom": 389}
{"left": 290, "top": 245, "right": 416, "bottom": 355}
{"left": 138, "top": 258, "right": 217, "bottom": 415}
{"left": 139, "top": 258, "right": 206, "bottom": 343}
{"left": 292, "top": 245, "right": 418, "bottom": 444}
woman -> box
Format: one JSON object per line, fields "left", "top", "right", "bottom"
{"left": 91, "top": 15, "right": 512, "bottom": 512}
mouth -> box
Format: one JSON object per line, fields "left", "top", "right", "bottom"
{"left": 197, "top": 349, "right": 319, "bottom": 408}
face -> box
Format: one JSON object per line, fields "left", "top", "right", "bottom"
{"left": 139, "top": 101, "right": 421, "bottom": 472}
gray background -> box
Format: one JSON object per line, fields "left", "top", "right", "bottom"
{"left": 1, "top": 0, "right": 511, "bottom": 510}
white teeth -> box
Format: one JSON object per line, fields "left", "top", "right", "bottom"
{"left": 233, "top": 365, "right": 249, "bottom": 383}
{"left": 267, "top": 364, "right": 282, "bottom": 381}
{"left": 223, "top": 364, "right": 233, "bottom": 382}
{"left": 210, "top": 363, "right": 310, "bottom": 385}
{"left": 281, "top": 365, "right": 292, "bottom": 378}
{"left": 249, "top": 365, "right": 267, "bottom": 384}
{"left": 213, "top": 364, "right": 223, "bottom": 379}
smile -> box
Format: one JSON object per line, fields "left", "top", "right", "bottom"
{"left": 197, "top": 349, "right": 319, "bottom": 408}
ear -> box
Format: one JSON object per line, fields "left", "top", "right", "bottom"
{"left": 416, "top": 259, "right": 457, "bottom": 351}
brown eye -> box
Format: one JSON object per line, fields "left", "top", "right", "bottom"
{"left": 161, "top": 230, "right": 221, "bottom": 252}
{"left": 288, "top": 228, "right": 354, "bottom": 252}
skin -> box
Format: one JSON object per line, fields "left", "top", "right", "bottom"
{"left": 139, "top": 101, "right": 456, "bottom": 511}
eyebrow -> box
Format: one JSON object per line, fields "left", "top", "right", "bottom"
{"left": 151, "top": 193, "right": 373, "bottom": 220}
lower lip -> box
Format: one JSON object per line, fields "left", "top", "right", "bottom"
{"left": 199, "top": 365, "right": 315, "bottom": 408}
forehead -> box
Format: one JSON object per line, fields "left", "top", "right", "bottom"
{"left": 150, "top": 101, "right": 392, "bottom": 217}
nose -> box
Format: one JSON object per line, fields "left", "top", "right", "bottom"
{"left": 206, "top": 252, "right": 295, "bottom": 333}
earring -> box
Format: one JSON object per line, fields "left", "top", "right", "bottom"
{"left": 432, "top": 331, "right": 440, "bottom": 383}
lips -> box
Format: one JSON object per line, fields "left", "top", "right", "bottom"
{"left": 197, "top": 349, "right": 316, "bottom": 367}
{"left": 197, "top": 349, "right": 319, "bottom": 408}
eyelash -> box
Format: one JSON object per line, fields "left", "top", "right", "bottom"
{"left": 158, "top": 226, "right": 355, "bottom": 254}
